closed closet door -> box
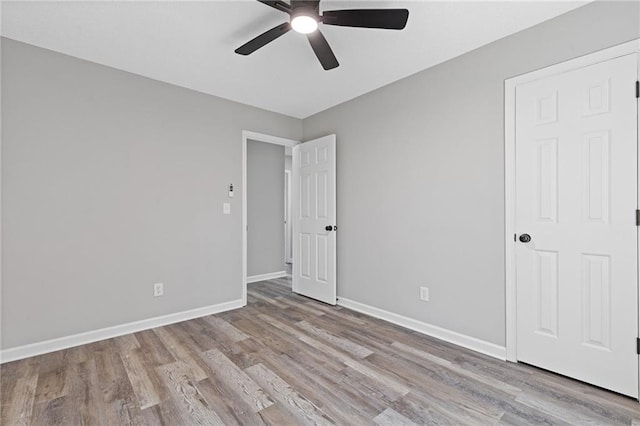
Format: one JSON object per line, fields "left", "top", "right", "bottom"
{"left": 515, "top": 54, "right": 639, "bottom": 397}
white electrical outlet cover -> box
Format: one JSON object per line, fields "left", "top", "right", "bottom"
{"left": 154, "top": 283, "right": 164, "bottom": 297}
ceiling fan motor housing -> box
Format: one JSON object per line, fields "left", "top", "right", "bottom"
{"left": 290, "top": 1, "right": 320, "bottom": 22}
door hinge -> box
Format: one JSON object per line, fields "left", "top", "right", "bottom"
{"left": 636, "top": 81, "right": 639, "bottom": 98}
{"left": 637, "top": 338, "right": 640, "bottom": 355}
{"left": 636, "top": 210, "right": 640, "bottom": 226}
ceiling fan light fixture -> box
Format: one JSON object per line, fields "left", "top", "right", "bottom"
{"left": 235, "top": 0, "right": 410, "bottom": 70}
{"left": 291, "top": 14, "right": 318, "bottom": 34}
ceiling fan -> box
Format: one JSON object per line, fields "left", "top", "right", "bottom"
{"left": 235, "top": 0, "right": 409, "bottom": 70}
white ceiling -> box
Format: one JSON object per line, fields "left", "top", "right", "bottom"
{"left": 2, "top": 1, "right": 588, "bottom": 118}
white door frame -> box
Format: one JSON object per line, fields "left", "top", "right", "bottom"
{"left": 505, "top": 39, "right": 640, "bottom": 367}
{"left": 242, "top": 130, "right": 299, "bottom": 305}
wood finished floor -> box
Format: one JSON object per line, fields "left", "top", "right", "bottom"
{"left": 2, "top": 277, "right": 639, "bottom": 425}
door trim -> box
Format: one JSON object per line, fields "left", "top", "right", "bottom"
{"left": 504, "top": 39, "right": 640, "bottom": 366}
{"left": 242, "top": 130, "right": 300, "bottom": 305}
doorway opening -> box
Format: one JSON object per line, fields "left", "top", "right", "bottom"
{"left": 242, "top": 131, "right": 299, "bottom": 304}
{"left": 285, "top": 166, "right": 293, "bottom": 271}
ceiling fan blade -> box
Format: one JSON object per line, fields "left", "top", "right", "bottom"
{"left": 235, "top": 22, "right": 292, "bottom": 55}
{"left": 257, "top": 0, "right": 291, "bottom": 14}
{"left": 307, "top": 30, "right": 339, "bottom": 70}
{"left": 322, "top": 9, "right": 409, "bottom": 30}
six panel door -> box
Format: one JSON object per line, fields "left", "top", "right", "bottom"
{"left": 515, "top": 54, "right": 639, "bottom": 397}
{"left": 292, "top": 135, "right": 337, "bottom": 305}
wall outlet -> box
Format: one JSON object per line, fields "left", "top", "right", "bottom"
{"left": 419, "top": 286, "right": 429, "bottom": 302}
{"left": 154, "top": 283, "right": 164, "bottom": 297}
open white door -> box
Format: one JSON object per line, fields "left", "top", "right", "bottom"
{"left": 515, "top": 54, "right": 638, "bottom": 397}
{"left": 292, "top": 135, "right": 336, "bottom": 305}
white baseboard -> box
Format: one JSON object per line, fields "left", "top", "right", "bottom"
{"left": 247, "top": 271, "right": 287, "bottom": 284}
{"left": 337, "top": 297, "right": 506, "bottom": 360}
{"left": 0, "top": 298, "right": 244, "bottom": 364}
{"left": 1, "top": 295, "right": 505, "bottom": 364}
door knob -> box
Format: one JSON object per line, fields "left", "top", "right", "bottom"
{"left": 325, "top": 226, "right": 333, "bottom": 231}
{"left": 519, "top": 234, "right": 531, "bottom": 243}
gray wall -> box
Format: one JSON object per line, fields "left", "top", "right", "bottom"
{"left": 3, "top": 1, "right": 639, "bottom": 352}
{"left": 1, "top": 38, "right": 302, "bottom": 349}
{"left": 303, "top": 1, "right": 640, "bottom": 346}
{"left": 247, "top": 140, "right": 285, "bottom": 276}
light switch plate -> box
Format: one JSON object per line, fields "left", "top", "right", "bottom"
{"left": 420, "top": 286, "right": 429, "bottom": 302}
{"left": 223, "top": 203, "right": 231, "bottom": 214}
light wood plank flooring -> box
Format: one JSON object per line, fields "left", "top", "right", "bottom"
{"left": 2, "top": 277, "right": 639, "bottom": 425}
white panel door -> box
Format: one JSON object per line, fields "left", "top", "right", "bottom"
{"left": 515, "top": 54, "right": 638, "bottom": 397}
{"left": 292, "top": 135, "right": 336, "bottom": 305}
